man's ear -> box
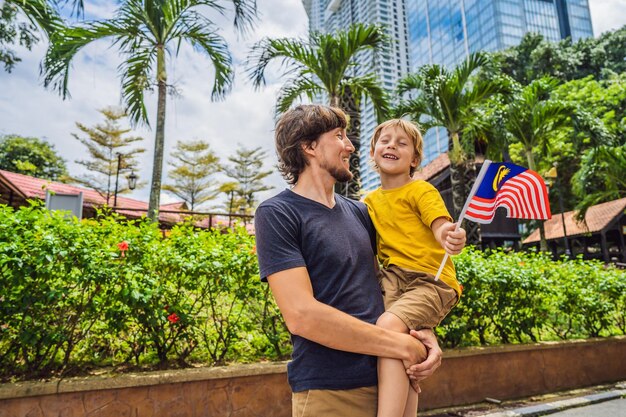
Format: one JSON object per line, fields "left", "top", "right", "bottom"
{"left": 302, "top": 140, "right": 317, "bottom": 156}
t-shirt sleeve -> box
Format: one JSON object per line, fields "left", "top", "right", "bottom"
{"left": 255, "top": 204, "right": 306, "bottom": 282}
{"left": 415, "top": 184, "right": 452, "bottom": 228}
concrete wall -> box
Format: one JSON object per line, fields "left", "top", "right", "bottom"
{"left": 1, "top": 337, "right": 624, "bottom": 416}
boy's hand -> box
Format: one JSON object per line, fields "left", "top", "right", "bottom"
{"left": 441, "top": 222, "right": 466, "bottom": 255}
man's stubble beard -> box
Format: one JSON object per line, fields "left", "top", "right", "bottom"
{"left": 320, "top": 159, "right": 353, "bottom": 183}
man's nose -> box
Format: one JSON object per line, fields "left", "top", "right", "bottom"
{"left": 344, "top": 137, "right": 355, "bottom": 152}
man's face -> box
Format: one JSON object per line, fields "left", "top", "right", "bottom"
{"left": 316, "top": 128, "right": 354, "bottom": 183}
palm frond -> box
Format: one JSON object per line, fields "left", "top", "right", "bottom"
{"left": 170, "top": 11, "right": 233, "bottom": 99}
{"left": 246, "top": 36, "right": 312, "bottom": 88}
{"left": 343, "top": 73, "right": 390, "bottom": 122}
{"left": 120, "top": 48, "right": 156, "bottom": 126}
{"left": 12, "top": 0, "right": 65, "bottom": 36}
{"left": 276, "top": 77, "right": 322, "bottom": 114}
{"left": 42, "top": 23, "right": 122, "bottom": 98}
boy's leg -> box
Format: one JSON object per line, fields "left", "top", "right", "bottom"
{"left": 403, "top": 388, "right": 418, "bottom": 417}
{"left": 376, "top": 311, "right": 424, "bottom": 417}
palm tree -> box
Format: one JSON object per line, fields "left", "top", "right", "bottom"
{"left": 397, "top": 52, "right": 508, "bottom": 235}
{"left": 503, "top": 77, "right": 573, "bottom": 251}
{"left": 246, "top": 23, "right": 389, "bottom": 199}
{"left": 573, "top": 144, "right": 626, "bottom": 220}
{"left": 41, "top": 0, "right": 256, "bottom": 221}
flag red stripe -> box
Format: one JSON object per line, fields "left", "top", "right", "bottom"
{"left": 463, "top": 167, "right": 551, "bottom": 224}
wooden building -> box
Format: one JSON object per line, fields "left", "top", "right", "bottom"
{"left": 523, "top": 197, "right": 626, "bottom": 263}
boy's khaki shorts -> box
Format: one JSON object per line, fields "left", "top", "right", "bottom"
{"left": 379, "top": 265, "right": 458, "bottom": 330}
{"left": 292, "top": 386, "right": 377, "bottom": 417}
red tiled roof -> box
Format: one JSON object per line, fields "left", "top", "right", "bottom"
{"left": 523, "top": 197, "right": 626, "bottom": 243}
{"left": 0, "top": 170, "right": 183, "bottom": 224}
{"left": 160, "top": 201, "right": 188, "bottom": 210}
{"left": 413, "top": 153, "right": 487, "bottom": 182}
{"left": 414, "top": 153, "right": 450, "bottom": 181}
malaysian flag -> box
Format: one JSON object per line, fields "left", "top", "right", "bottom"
{"left": 435, "top": 160, "right": 551, "bottom": 280}
{"left": 463, "top": 161, "right": 551, "bottom": 224}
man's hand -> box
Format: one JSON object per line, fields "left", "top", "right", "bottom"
{"left": 406, "top": 329, "right": 442, "bottom": 382}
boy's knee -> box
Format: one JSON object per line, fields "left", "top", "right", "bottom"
{"left": 376, "top": 312, "right": 408, "bottom": 332}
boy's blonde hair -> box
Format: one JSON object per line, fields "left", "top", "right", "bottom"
{"left": 370, "top": 119, "right": 424, "bottom": 177}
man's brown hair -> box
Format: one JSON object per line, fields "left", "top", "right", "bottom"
{"left": 275, "top": 104, "right": 348, "bottom": 185}
{"left": 369, "top": 118, "right": 424, "bottom": 177}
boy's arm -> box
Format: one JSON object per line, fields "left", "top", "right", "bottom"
{"left": 267, "top": 266, "right": 431, "bottom": 365}
{"left": 431, "top": 217, "right": 466, "bottom": 255}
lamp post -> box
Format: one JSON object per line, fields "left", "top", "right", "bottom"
{"left": 113, "top": 153, "right": 138, "bottom": 208}
{"left": 113, "top": 153, "right": 122, "bottom": 208}
{"left": 239, "top": 205, "right": 246, "bottom": 225}
{"left": 545, "top": 163, "right": 571, "bottom": 257}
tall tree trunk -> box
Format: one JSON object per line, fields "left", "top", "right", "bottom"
{"left": 148, "top": 47, "right": 167, "bottom": 221}
{"left": 449, "top": 131, "right": 480, "bottom": 244}
{"left": 526, "top": 148, "right": 548, "bottom": 252}
{"left": 335, "top": 86, "right": 361, "bottom": 200}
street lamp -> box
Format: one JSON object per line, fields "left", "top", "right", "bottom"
{"left": 127, "top": 170, "right": 138, "bottom": 190}
{"left": 545, "top": 163, "right": 571, "bottom": 257}
{"left": 113, "top": 153, "right": 137, "bottom": 208}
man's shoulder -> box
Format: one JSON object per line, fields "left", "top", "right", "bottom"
{"left": 258, "top": 190, "right": 293, "bottom": 210}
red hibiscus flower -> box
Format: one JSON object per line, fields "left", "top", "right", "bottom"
{"left": 117, "top": 241, "right": 129, "bottom": 257}
{"left": 167, "top": 313, "right": 180, "bottom": 324}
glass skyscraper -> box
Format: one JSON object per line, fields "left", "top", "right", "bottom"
{"left": 407, "top": 0, "right": 594, "bottom": 165}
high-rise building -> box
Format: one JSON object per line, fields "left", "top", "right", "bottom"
{"left": 407, "top": 0, "right": 594, "bottom": 164}
{"left": 302, "top": 0, "right": 411, "bottom": 191}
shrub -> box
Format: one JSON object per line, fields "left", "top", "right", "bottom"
{"left": 0, "top": 204, "right": 623, "bottom": 380}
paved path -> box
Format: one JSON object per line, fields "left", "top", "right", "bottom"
{"left": 548, "top": 397, "right": 626, "bottom": 416}
{"left": 479, "top": 389, "right": 626, "bottom": 417}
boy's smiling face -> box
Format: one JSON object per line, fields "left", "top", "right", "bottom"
{"left": 371, "top": 125, "right": 419, "bottom": 178}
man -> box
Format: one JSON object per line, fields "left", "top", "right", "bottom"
{"left": 255, "top": 104, "right": 442, "bottom": 416}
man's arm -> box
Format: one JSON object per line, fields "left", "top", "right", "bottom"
{"left": 267, "top": 266, "right": 427, "bottom": 364}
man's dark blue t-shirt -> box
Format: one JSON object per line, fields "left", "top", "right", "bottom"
{"left": 255, "top": 189, "right": 385, "bottom": 392}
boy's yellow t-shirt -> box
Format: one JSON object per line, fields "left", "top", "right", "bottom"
{"left": 364, "top": 180, "right": 461, "bottom": 296}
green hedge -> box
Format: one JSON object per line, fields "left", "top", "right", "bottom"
{"left": 439, "top": 247, "right": 626, "bottom": 347}
{"left": 0, "top": 204, "right": 289, "bottom": 381}
{"left": 0, "top": 204, "right": 624, "bottom": 381}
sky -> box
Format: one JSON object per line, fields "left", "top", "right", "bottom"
{"left": 1, "top": 0, "right": 625, "bottom": 209}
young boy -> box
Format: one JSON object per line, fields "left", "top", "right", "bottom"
{"left": 364, "top": 119, "right": 466, "bottom": 417}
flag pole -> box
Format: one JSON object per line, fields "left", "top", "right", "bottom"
{"left": 434, "top": 160, "right": 493, "bottom": 281}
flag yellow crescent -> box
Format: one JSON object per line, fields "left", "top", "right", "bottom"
{"left": 492, "top": 166, "right": 510, "bottom": 191}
